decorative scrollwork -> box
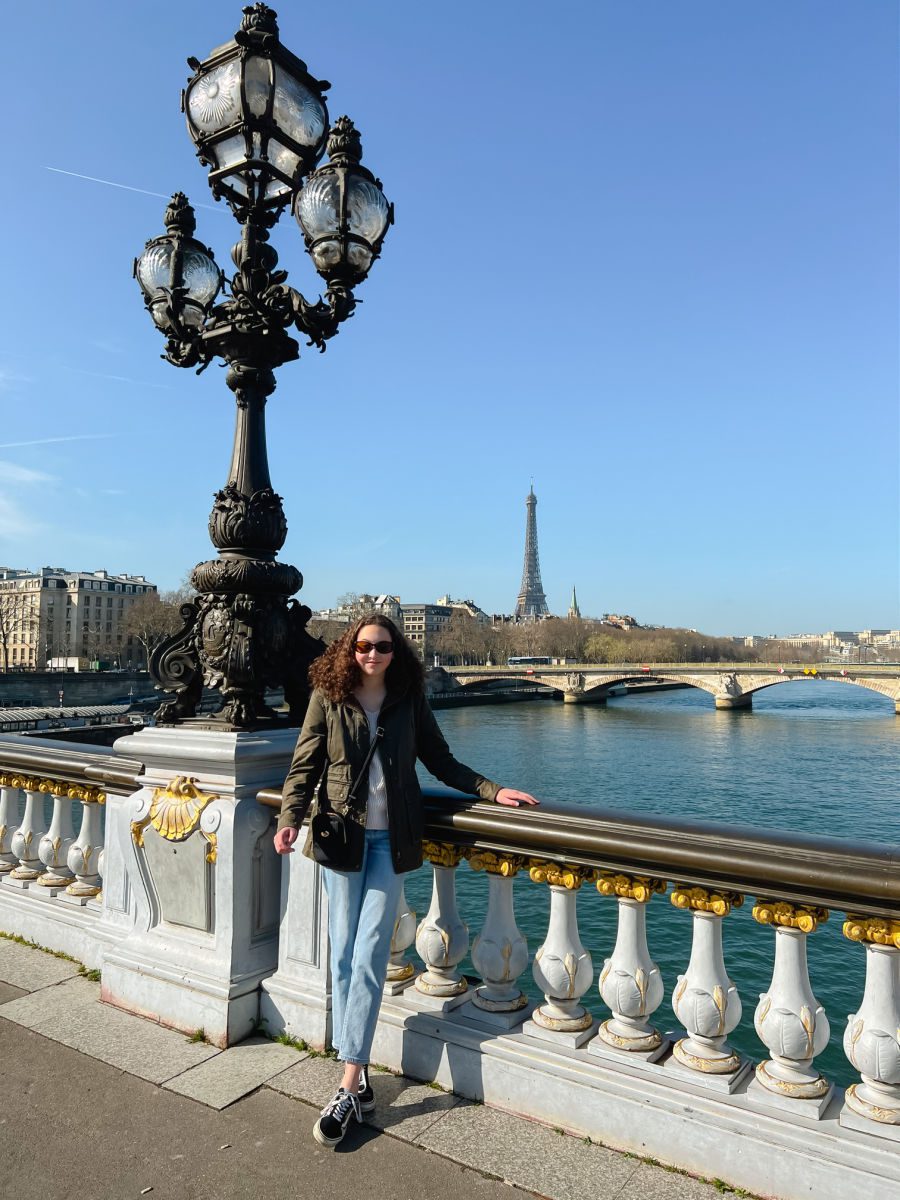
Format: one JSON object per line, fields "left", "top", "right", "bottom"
{"left": 131, "top": 776, "right": 217, "bottom": 848}
{"left": 843, "top": 914, "right": 900, "bottom": 948}
{"left": 529, "top": 860, "right": 594, "bottom": 890}
{"left": 467, "top": 850, "right": 525, "bottom": 877}
{"left": 752, "top": 899, "right": 829, "bottom": 933}
{"left": 597, "top": 872, "right": 667, "bottom": 903}
{"left": 422, "top": 841, "right": 465, "bottom": 869}
{"left": 208, "top": 484, "right": 288, "bottom": 554}
{"left": 671, "top": 885, "right": 744, "bottom": 916}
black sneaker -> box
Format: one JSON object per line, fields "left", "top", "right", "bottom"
{"left": 313, "top": 1087, "right": 361, "bottom": 1147}
{"left": 358, "top": 1065, "right": 375, "bottom": 1113}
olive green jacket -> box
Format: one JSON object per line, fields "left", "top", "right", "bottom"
{"left": 278, "top": 685, "right": 500, "bottom": 873}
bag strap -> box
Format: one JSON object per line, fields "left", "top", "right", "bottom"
{"left": 347, "top": 725, "right": 384, "bottom": 809}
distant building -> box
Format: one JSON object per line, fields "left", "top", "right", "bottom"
{"left": 0, "top": 567, "right": 157, "bottom": 670}
{"left": 400, "top": 602, "right": 452, "bottom": 660}
{"left": 601, "top": 613, "right": 638, "bottom": 631}
{"left": 567, "top": 586, "right": 581, "bottom": 620}
{"left": 435, "top": 596, "right": 490, "bottom": 624}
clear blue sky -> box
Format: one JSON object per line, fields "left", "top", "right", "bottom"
{"left": 1, "top": 1, "right": 896, "bottom": 635}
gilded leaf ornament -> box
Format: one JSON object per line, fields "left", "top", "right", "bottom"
{"left": 597, "top": 872, "right": 667, "bottom": 903}
{"left": 671, "top": 885, "right": 744, "bottom": 917}
{"left": 131, "top": 775, "right": 218, "bottom": 848}
{"left": 843, "top": 914, "right": 900, "bottom": 948}
{"left": 528, "top": 860, "right": 594, "bottom": 890}
{"left": 422, "top": 840, "right": 465, "bottom": 869}
{"left": 752, "top": 899, "right": 829, "bottom": 934}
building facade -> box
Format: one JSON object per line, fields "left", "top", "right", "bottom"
{"left": 0, "top": 567, "right": 158, "bottom": 670}
{"left": 399, "top": 602, "right": 452, "bottom": 661}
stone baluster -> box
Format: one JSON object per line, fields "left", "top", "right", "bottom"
{"left": 66, "top": 789, "right": 106, "bottom": 898}
{"left": 750, "top": 900, "right": 833, "bottom": 1115}
{"left": 385, "top": 879, "right": 417, "bottom": 993}
{"left": 591, "top": 873, "right": 669, "bottom": 1061}
{"left": 414, "top": 842, "right": 469, "bottom": 1009}
{"left": 524, "top": 862, "right": 595, "bottom": 1047}
{"left": 9, "top": 780, "right": 48, "bottom": 881}
{"left": 37, "top": 784, "right": 77, "bottom": 888}
{"left": 668, "top": 885, "right": 749, "bottom": 1089}
{"left": 0, "top": 779, "right": 23, "bottom": 874}
{"left": 468, "top": 851, "right": 529, "bottom": 1023}
{"left": 841, "top": 915, "right": 900, "bottom": 1137}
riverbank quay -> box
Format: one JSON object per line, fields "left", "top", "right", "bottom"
{"left": 0, "top": 729, "right": 898, "bottom": 1200}
{"left": 0, "top": 937, "right": 741, "bottom": 1200}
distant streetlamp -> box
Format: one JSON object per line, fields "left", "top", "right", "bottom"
{"left": 134, "top": 4, "right": 392, "bottom": 729}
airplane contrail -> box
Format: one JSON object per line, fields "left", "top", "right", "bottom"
{"left": 0, "top": 435, "right": 117, "bottom": 450}
{"left": 43, "top": 166, "right": 224, "bottom": 213}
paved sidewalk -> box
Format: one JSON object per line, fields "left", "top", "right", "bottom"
{"left": 0, "top": 938, "right": 750, "bottom": 1200}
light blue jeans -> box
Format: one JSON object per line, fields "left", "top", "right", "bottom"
{"left": 324, "top": 829, "right": 405, "bottom": 1066}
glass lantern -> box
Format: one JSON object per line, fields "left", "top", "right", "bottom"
{"left": 134, "top": 194, "right": 221, "bottom": 334}
{"left": 183, "top": 4, "right": 329, "bottom": 210}
{"left": 295, "top": 116, "right": 392, "bottom": 286}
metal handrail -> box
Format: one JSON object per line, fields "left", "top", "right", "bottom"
{"left": 0, "top": 735, "right": 143, "bottom": 794}
{"left": 257, "top": 784, "right": 900, "bottom": 919}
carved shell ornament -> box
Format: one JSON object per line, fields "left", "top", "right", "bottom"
{"left": 131, "top": 775, "right": 218, "bottom": 851}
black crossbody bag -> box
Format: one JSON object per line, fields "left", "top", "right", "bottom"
{"left": 310, "top": 725, "right": 384, "bottom": 871}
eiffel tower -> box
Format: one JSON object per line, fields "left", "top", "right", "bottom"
{"left": 514, "top": 484, "right": 550, "bottom": 619}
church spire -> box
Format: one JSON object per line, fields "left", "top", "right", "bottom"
{"left": 567, "top": 585, "right": 580, "bottom": 620}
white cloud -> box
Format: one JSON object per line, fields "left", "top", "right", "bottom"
{"left": 0, "top": 461, "right": 54, "bottom": 485}
{"left": 0, "top": 434, "right": 115, "bottom": 450}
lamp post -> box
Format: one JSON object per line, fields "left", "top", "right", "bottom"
{"left": 134, "top": 4, "right": 392, "bottom": 730}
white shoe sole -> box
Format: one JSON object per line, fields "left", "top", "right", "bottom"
{"left": 313, "top": 1119, "right": 348, "bottom": 1147}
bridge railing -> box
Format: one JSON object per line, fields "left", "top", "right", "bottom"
{"left": 0, "top": 735, "right": 143, "bottom": 965}
{"left": 256, "top": 782, "right": 900, "bottom": 1154}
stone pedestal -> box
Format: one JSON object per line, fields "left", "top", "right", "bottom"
{"left": 100, "top": 726, "right": 294, "bottom": 1048}
{"left": 259, "top": 839, "right": 332, "bottom": 1050}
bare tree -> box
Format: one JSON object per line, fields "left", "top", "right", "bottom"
{"left": 125, "top": 593, "right": 184, "bottom": 668}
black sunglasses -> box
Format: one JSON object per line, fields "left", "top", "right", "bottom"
{"left": 354, "top": 640, "right": 394, "bottom": 655}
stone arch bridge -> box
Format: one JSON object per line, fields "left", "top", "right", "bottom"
{"left": 442, "top": 663, "right": 900, "bottom": 714}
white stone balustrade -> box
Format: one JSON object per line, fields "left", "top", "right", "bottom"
{"left": 669, "top": 885, "right": 746, "bottom": 1082}
{"left": 751, "top": 900, "right": 832, "bottom": 1113}
{"left": 414, "top": 842, "right": 469, "bottom": 1003}
{"left": 593, "top": 872, "right": 667, "bottom": 1057}
{"left": 468, "top": 851, "right": 529, "bottom": 1015}
{"left": 10, "top": 784, "right": 48, "bottom": 881}
{"left": 66, "top": 795, "right": 105, "bottom": 897}
{"left": 0, "top": 782, "right": 23, "bottom": 874}
{"left": 842, "top": 916, "right": 900, "bottom": 1133}
{"left": 527, "top": 862, "right": 594, "bottom": 1041}
{"left": 38, "top": 786, "right": 77, "bottom": 888}
{"left": 385, "top": 878, "right": 417, "bottom": 989}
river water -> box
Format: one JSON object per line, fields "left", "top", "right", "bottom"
{"left": 410, "top": 682, "right": 900, "bottom": 1086}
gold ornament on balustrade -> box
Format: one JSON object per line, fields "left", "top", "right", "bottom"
{"left": 752, "top": 899, "right": 829, "bottom": 933}
{"left": 422, "top": 840, "right": 466, "bottom": 869}
{"left": 467, "top": 850, "right": 525, "bottom": 877}
{"left": 671, "top": 885, "right": 744, "bottom": 917}
{"left": 843, "top": 914, "right": 900, "bottom": 949}
{"left": 528, "top": 859, "right": 594, "bottom": 890}
{"left": 596, "top": 872, "right": 667, "bottom": 903}
{"left": 0, "top": 772, "right": 104, "bottom": 804}
{"left": 131, "top": 776, "right": 218, "bottom": 861}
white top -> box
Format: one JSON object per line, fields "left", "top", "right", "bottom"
{"left": 360, "top": 704, "right": 389, "bottom": 830}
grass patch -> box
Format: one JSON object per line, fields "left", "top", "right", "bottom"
{"left": 78, "top": 966, "right": 101, "bottom": 982}
{"left": 274, "top": 1031, "right": 308, "bottom": 1053}
{"left": 188, "top": 1028, "right": 209, "bottom": 1044}
{"left": 0, "top": 930, "right": 80, "bottom": 963}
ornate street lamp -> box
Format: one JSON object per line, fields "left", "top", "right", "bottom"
{"left": 134, "top": 4, "right": 392, "bottom": 729}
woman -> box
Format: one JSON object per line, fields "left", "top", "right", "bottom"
{"left": 274, "top": 613, "right": 538, "bottom": 1148}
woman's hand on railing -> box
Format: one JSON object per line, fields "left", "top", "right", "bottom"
{"left": 495, "top": 788, "right": 539, "bottom": 807}
{"left": 273, "top": 827, "right": 298, "bottom": 855}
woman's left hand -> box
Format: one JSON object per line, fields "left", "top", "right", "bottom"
{"left": 495, "top": 787, "right": 539, "bottom": 807}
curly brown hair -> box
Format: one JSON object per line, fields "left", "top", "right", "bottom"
{"left": 309, "top": 613, "right": 425, "bottom": 702}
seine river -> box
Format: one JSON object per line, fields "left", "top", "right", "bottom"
{"left": 410, "top": 682, "right": 900, "bottom": 1086}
